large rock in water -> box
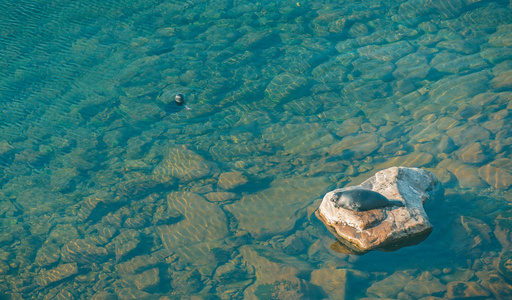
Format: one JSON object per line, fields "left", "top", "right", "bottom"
{"left": 317, "top": 167, "right": 442, "bottom": 252}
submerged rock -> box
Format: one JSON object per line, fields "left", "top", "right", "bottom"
{"left": 226, "top": 176, "right": 332, "bottom": 239}
{"left": 317, "top": 166, "right": 441, "bottom": 252}
{"left": 241, "top": 245, "right": 315, "bottom": 299}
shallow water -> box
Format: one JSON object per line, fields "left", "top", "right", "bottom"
{"left": 1, "top": 0, "right": 512, "bottom": 299}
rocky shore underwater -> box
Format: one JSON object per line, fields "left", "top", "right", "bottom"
{"left": 1, "top": 0, "right": 512, "bottom": 299}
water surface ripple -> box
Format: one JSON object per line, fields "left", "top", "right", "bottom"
{"left": 1, "top": 0, "right": 512, "bottom": 299}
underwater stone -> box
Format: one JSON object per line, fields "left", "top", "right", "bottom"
{"left": 226, "top": 176, "right": 332, "bottom": 239}
{"left": 328, "top": 133, "right": 381, "bottom": 159}
{"left": 491, "top": 70, "right": 512, "bottom": 91}
{"left": 367, "top": 271, "right": 413, "bottom": 298}
{"left": 478, "top": 158, "right": 512, "bottom": 190}
{"left": 283, "top": 96, "right": 321, "bottom": 116}
{"left": 438, "top": 136, "right": 457, "bottom": 154}
{"left": 458, "top": 142, "right": 488, "bottom": 164}
{"left": 91, "top": 291, "right": 117, "bottom": 300}
{"left": 152, "top": 146, "right": 216, "bottom": 183}
{"left": 446, "top": 281, "right": 490, "bottom": 299}
{"left": 114, "top": 229, "right": 141, "bottom": 261}
{"left": 205, "top": 192, "right": 237, "bottom": 202}
{"left": 373, "top": 152, "right": 434, "bottom": 171}
{"left": 335, "top": 118, "right": 363, "bottom": 137}
{"left": 265, "top": 72, "right": 308, "bottom": 103}
{"left": 318, "top": 167, "right": 440, "bottom": 252}
{"left": 310, "top": 267, "right": 348, "bottom": 299}
{"left": 241, "top": 245, "right": 314, "bottom": 300}
{"left": 431, "top": 52, "right": 487, "bottom": 74}
{"left": 217, "top": 171, "right": 248, "bottom": 190}
{"left": 403, "top": 271, "right": 446, "bottom": 299}
{"left": 61, "top": 238, "right": 109, "bottom": 265}
{"left": 156, "top": 192, "right": 228, "bottom": 249}
{"left": 133, "top": 268, "right": 160, "bottom": 292}
{"left": 476, "top": 270, "right": 512, "bottom": 299}
{"left": 36, "top": 263, "right": 78, "bottom": 287}
{"left": 439, "top": 159, "right": 488, "bottom": 188}
{"left": 35, "top": 243, "right": 61, "bottom": 267}
{"left": 116, "top": 255, "right": 159, "bottom": 275}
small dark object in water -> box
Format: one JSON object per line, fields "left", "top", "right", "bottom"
{"left": 175, "top": 93, "right": 185, "bottom": 106}
{"left": 331, "top": 187, "right": 394, "bottom": 211}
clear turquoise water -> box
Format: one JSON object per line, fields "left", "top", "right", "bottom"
{"left": 1, "top": 0, "right": 512, "bottom": 299}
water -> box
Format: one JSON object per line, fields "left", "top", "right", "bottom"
{"left": 1, "top": 0, "right": 511, "bottom": 298}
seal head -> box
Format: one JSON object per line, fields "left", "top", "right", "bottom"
{"left": 175, "top": 93, "right": 185, "bottom": 106}
{"left": 330, "top": 187, "right": 393, "bottom": 212}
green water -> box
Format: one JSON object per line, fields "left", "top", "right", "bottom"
{"left": 1, "top": 0, "right": 512, "bottom": 299}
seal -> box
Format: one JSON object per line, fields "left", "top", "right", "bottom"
{"left": 330, "top": 187, "right": 393, "bottom": 212}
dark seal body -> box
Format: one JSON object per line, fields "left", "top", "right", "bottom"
{"left": 331, "top": 187, "right": 392, "bottom": 211}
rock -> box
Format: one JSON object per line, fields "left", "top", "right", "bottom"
{"left": 61, "top": 238, "right": 109, "bottom": 265}
{"left": 450, "top": 216, "right": 492, "bottom": 258}
{"left": 152, "top": 204, "right": 181, "bottom": 226}
{"left": 394, "top": 53, "right": 430, "bottom": 79}
{"left": 226, "top": 176, "right": 332, "bottom": 239}
{"left": 283, "top": 96, "right": 321, "bottom": 116}
{"left": 489, "top": 23, "right": 512, "bottom": 47}
{"left": 36, "top": 263, "right": 78, "bottom": 287}
{"left": 495, "top": 210, "right": 512, "bottom": 249}
{"left": 367, "top": 271, "right": 413, "bottom": 298}
{"left": 373, "top": 152, "right": 434, "bottom": 171}
{"left": 234, "top": 29, "right": 277, "bottom": 50}
{"left": 170, "top": 269, "right": 203, "bottom": 295}
{"left": 282, "top": 235, "right": 305, "bottom": 255}
{"left": 438, "top": 136, "right": 457, "bottom": 154}
{"left": 133, "top": 268, "right": 159, "bottom": 292}
{"left": 310, "top": 267, "right": 348, "bottom": 300}
{"left": 91, "top": 291, "right": 117, "bottom": 300}
{"left": 114, "top": 229, "right": 141, "bottom": 261}
{"left": 357, "top": 41, "right": 414, "bottom": 62}
{"left": 328, "top": 133, "right": 381, "bottom": 159}
{"left": 428, "top": 71, "right": 490, "bottom": 107}
{"left": 116, "top": 255, "right": 158, "bottom": 274}
{"left": 430, "top": 52, "right": 487, "bottom": 74}
{"left": 446, "top": 281, "right": 489, "bottom": 299}
{"left": 448, "top": 124, "right": 491, "bottom": 146}
{"left": 265, "top": 72, "right": 308, "bottom": 103}
{"left": 263, "top": 123, "right": 334, "bottom": 155}
{"left": 491, "top": 70, "right": 512, "bottom": 91}
{"left": 152, "top": 146, "right": 216, "bottom": 183}
{"left": 403, "top": 271, "right": 446, "bottom": 298}
{"left": 499, "top": 250, "right": 512, "bottom": 282}
{"left": 156, "top": 192, "right": 228, "bottom": 249}
{"left": 438, "top": 159, "right": 488, "bottom": 189}
{"left": 335, "top": 118, "right": 363, "bottom": 137}
{"left": 35, "top": 243, "right": 61, "bottom": 267}
{"left": 318, "top": 167, "right": 441, "bottom": 252}
{"left": 378, "top": 125, "right": 405, "bottom": 141}
{"left": 217, "top": 171, "right": 248, "bottom": 190}
{"left": 205, "top": 192, "right": 238, "bottom": 202}
{"left": 241, "top": 245, "right": 314, "bottom": 299}
{"left": 457, "top": 142, "right": 488, "bottom": 164}
{"left": 439, "top": 268, "right": 474, "bottom": 283}
{"left": 478, "top": 158, "right": 512, "bottom": 190}
{"left": 480, "top": 47, "right": 512, "bottom": 64}
{"left": 476, "top": 270, "right": 512, "bottom": 300}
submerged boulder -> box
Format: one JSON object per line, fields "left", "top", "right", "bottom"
{"left": 317, "top": 166, "right": 442, "bottom": 252}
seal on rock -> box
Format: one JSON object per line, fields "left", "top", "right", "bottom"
{"left": 329, "top": 187, "right": 394, "bottom": 212}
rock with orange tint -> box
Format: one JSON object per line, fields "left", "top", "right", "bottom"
{"left": 438, "top": 159, "right": 488, "bottom": 189}
{"left": 217, "top": 171, "right": 248, "bottom": 190}
{"left": 318, "top": 167, "right": 441, "bottom": 252}
{"left": 478, "top": 158, "right": 512, "bottom": 190}
{"left": 36, "top": 263, "right": 78, "bottom": 287}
